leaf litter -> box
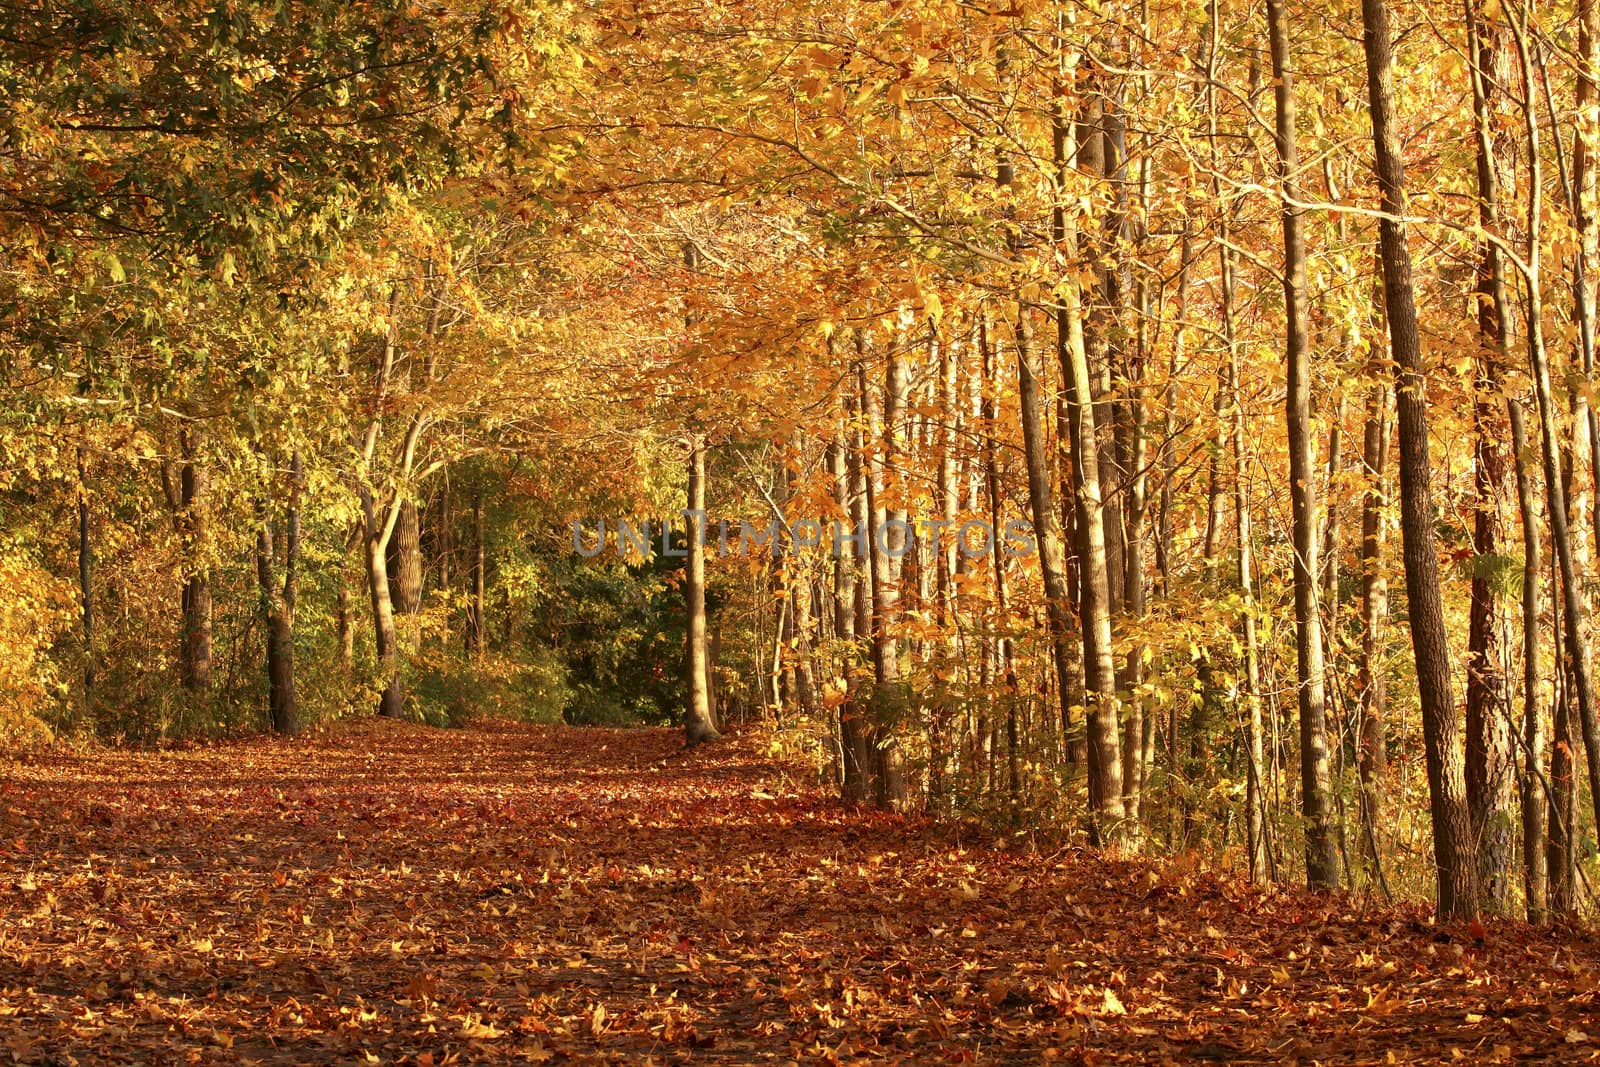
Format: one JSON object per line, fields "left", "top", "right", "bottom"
{"left": 0, "top": 718, "right": 1596, "bottom": 1064}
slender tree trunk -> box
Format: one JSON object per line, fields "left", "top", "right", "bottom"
{"left": 1550, "top": 642, "right": 1577, "bottom": 914}
{"left": 1465, "top": 0, "right": 1516, "bottom": 913}
{"left": 1155, "top": 229, "right": 1192, "bottom": 600}
{"left": 258, "top": 452, "right": 302, "bottom": 737}
{"left": 849, "top": 380, "right": 879, "bottom": 787}
{"left": 76, "top": 446, "right": 94, "bottom": 712}
{"left": 931, "top": 333, "right": 960, "bottom": 809}
{"left": 1356, "top": 376, "right": 1393, "bottom": 879}
{"left": 1121, "top": 286, "right": 1151, "bottom": 832}
{"left": 685, "top": 433, "right": 719, "bottom": 747}
{"left": 831, "top": 428, "right": 869, "bottom": 802}
{"left": 1507, "top": 4, "right": 1600, "bottom": 863}
{"left": 164, "top": 426, "right": 212, "bottom": 693}
{"left": 1510, "top": 398, "right": 1548, "bottom": 921}
{"left": 1048, "top": 72, "right": 1125, "bottom": 837}
{"left": 979, "top": 317, "right": 1014, "bottom": 802}
{"left": 1577, "top": 0, "right": 1600, "bottom": 563}
{"left": 468, "top": 490, "right": 486, "bottom": 658}
{"left": 362, "top": 491, "right": 405, "bottom": 719}
{"left": 868, "top": 341, "right": 909, "bottom": 809}
{"left": 358, "top": 286, "right": 411, "bottom": 719}
{"left": 1268, "top": 0, "right": 1339, "bottom": 890}
{"left": 1016, "top": 260, "right": 1083, "bottom": 820}
{"left": 1231, "top": 311, "right": 1271, "bottom": 885}
{"left": 337, "top": 568, "right": 355, "bottom": 669}
{"left": 1079, "top": 92, "right": 1128, "bottom": 623}
{"left": 1362, "top": 0, "right": 1480, "bottom": 918}
{"left": 783, "top": 434, "right": 819, "bottom": 720}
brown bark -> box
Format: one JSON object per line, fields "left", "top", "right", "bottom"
{"left": 866, "top": 340, "right": 908, "bottom": 809}
{"left": 162, "top": 425, "right": 212, "bottom": 693}
{"left": 685, "top": 433, "right": 719, "bottom": 747}
{"left": 468, "top": 490, "right": 486, "bottom": 658}
{"left": 1465, "top": 0, "right": 1517, "bottom": 913}
{"left": 1507, "top": 2, "right": 1600, "bottom": 886}
{"left": 831, "top": 427, "right": 869, "bottom": 803}
{"left": 1361, "top": 0, "right": 1480, "bottom": 918}
{"left": 362, "top": 489, "right": 405, "bottom": 720}
{"left": 1231, "top": 299, "right": 1271, "bottom": 886}
{"left": 782, "top": 434, "right": 819, "bottom": 720}
{"left": 256, "top": 452, "right": 302, "bottom": 737}
{"left": 77, "top": 446, "right": 94, "bottom": 710}
{"left": 1356, "top": 376, "right": 1393, "bottom": 880}
{"left": 1510, "top": 398, "right": 1548, "bottom": 921}
{"left": 1267, "top": 0, "right": 1338, "bottom": 890}
{"left": 1049, "top": 68, "right": 1124, "bottom": 837}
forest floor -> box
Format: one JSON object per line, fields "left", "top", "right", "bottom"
{"left": 1, "top": 720, "right": 1598, "bottom": 1065}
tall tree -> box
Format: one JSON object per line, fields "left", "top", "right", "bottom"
{"left": 1266, "top": 0, "right": 1338, "bottom": 890}
{"left": 684, "top": 432, "right": 719, "bottom": 748}
{"left": 1361, "top": 0, "right": 1480, "bottom": 919}
{"left": 256, "top": 452, "right": 303, "bottom": 737}
{"left": 161, "top": 424, "right": 212, "bottom": 693}
{"left": 1464, "top": 0, "right": 1517, "bottom": 914}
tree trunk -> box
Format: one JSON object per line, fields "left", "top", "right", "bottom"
{"left": 1507, "top": 2, "right": 1600, "bottom": 872}
{"left": 831, "top": 428, "right": 869, "bottom": 803}
{"left": 1550, "top": 615, "right": 1576, "bottom": 916}
{"left": 468, "top": 490, "right": 486, "bottom": 658}
{"left": 1050, "top": 78, "right": 1125, "bottom": 838}
{"left": 979, "top": 316, "right": 1015, "bottom": 802}
{"left": 783, "top": 434, "right": 819, "bottom": 720}
{"left": 1510, "top": 398, "right": 1548, "bottom": 921}
{"left": 863, "top": 339, "right": 908, "bottom": 809}
{"left": 684, "top": 433, "right": 719, "bottom": 747}
{"left": 1361, "top": 0, "right": 1480, "bottom": 918}
{"left": 931, "top": 332, "right": 960, "bottom": 810}
{"left": 849, "top": 389, "right": 879, "bottom": 790}
{"left": 164, "top": 426, "right": 212, "bottom": 693}
{"left": 77, "top": 446, "right": 94, "bottom": 712}
{"left": 1232, "top": 302, "right": 1271, "bottom": 886}
{"left": 1121, "top": 278, "right": 1151, "bottom": 833}
{"left": 337, "top": 567, "right": 355, "bottom": 670}
{"left": 1267, "top": 0, "right": 1338, "bottom": 891}
{"left": 1356, "top": 376, "right": 1393, "bottom": 881}
{"left": 362, "top": 490, "right": 405, "bottom": 719}
{"left": 257, "top": 452, "right": 302, "bottom": 737}
{"left": 1465, "top": 0, "right": 1517, "bottom": 914}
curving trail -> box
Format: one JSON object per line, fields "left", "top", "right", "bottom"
{"left": 0, "top": 719, "right": 1596, "bottom": 1064}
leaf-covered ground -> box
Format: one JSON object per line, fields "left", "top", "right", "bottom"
{"left": 1, "top": 720, "right": 1597, "bottom": 1065}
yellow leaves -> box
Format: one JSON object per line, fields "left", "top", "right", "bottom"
{"left": 0, "top": 545, "right": 71, "bottom": 735}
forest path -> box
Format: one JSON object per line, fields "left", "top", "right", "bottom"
{"left": 0, "top": 718, "right": 1595, "bottom": 1064}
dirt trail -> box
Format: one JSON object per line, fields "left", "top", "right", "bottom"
{"left": 0, "top": 719, "right": 1596, "bottom": 1064}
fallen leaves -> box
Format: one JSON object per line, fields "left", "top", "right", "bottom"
{"left": 0, "top": 718, "right": 1596, "bottom": 1064}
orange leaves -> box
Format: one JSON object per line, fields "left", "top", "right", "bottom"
{"left": 0, "top": 718, "right": 1591, "bottom": 1062}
